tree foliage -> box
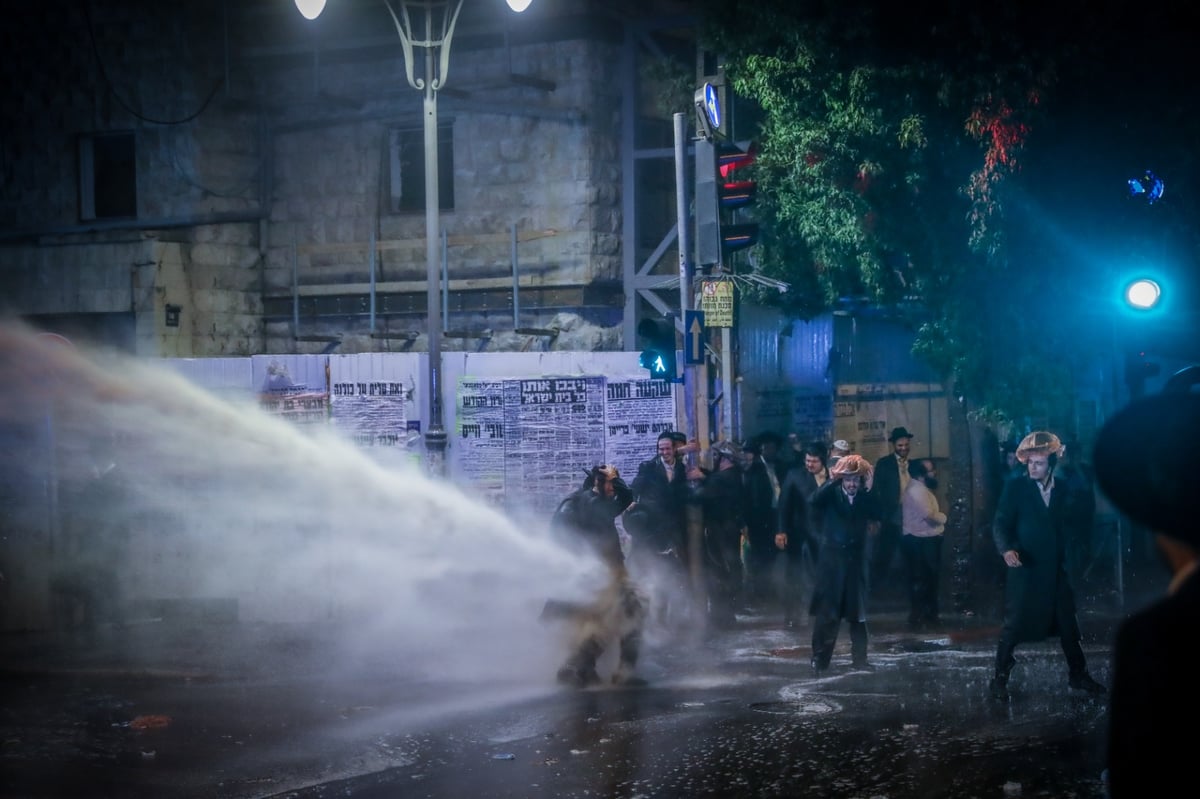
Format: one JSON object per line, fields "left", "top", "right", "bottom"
{"left": 696, "top": 0, "right": 1197, "bottom": 426}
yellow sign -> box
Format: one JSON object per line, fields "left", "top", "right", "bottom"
{"left": 699, "top": 279, "right": 734, "bottom": 327}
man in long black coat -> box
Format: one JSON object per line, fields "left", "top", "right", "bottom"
{"left": 1095, "top": 377, "right": 1200, "bottom": 798}
{"left": 988, "top": 431, "right": 1105, "bottom": 701}
{"left": 625, "top": 430, "right": 691, "bottom": 625}
{"left": 808, "top": 454, "right": 881, "bottom": 674}
{"left": 695, "top": 441, "right": 747, "bottom": 628}
{"left": 740, "top": 436, "right": 780, "bottom": 610}
{"left": 776, "top": 441, "right": 829, "bottom": 629}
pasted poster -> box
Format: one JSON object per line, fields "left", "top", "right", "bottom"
{"left": 455, "top": 378, "right": 507, "bottom": 505}
{"left": 453, "top": 375, "right": 676, "bottom": 519}
{"left": 251, "top": 354, "right": 330, "bottom": 427}
{"left": 603, "top": 377, "right": 677, "bottom": 479}
{"left": 504, "top": 376, "right": 607, "bottom": 518}
{"left": 328, "top": 353, "right": 419, "bottom": 468}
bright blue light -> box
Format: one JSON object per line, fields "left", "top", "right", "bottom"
{"left": 1125, "top": 278, "right": 1162, "bottom": 310}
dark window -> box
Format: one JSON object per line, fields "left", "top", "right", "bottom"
{"left": 386, "top": 123, "right": 454, "bottom": 213}
{"left": 79, "top": 132, "right": 137, "bottom": 220}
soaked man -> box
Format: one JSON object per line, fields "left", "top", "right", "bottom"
{"left": 549, "top": 465, "right": 647, "bottom": 688}
{"left": 988, "top": 431, "right": 1105, "bottom": 702}
{"left": 808, "top": 454, "right": 881, "bottom": 674}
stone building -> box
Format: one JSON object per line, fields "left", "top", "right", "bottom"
{"left": 0, "top": 0, "right": 698, "bottom": 357}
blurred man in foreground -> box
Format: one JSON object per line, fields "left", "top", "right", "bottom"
{"left": 1095, "top": 368, "right": 1200, "bottom": 798}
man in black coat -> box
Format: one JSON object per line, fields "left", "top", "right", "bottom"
{"left": 695, "top": 440, "right": 747, "bottom": 628}
{"left": 776, "top": 441, "right": 829, "bottom": 629}
{"left": 869, "top": 426, "right": 913, "bottom": 597}
{"left": 551, "top": 465, "right": 647, "bottom": 688}
{"left": 988, "top": 431, "right": 1105, "bottom": 701}
{"left": 626, "top": 430, "right": 689, "bottom": 561}
{"left": 740, "top": 436, "right": 780, "bottom": 610}
{"left": 1096, "top": 373, "right": 1200, "bottom": 798}
{"left": 625, "top": 430, "right": 692, "bottom": 624}
{"left": 808, "top": 454, "right": 881, "bottom": 674}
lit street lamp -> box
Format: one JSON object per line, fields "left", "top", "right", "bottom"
{"left": 295, "top": 0, "right": 530, "bottom": 476}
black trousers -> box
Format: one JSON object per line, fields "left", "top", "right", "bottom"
{"left": 811, "top": 615, "right": 868, "bottom": 668}
{"left": 994, "top": 629, "right": 1088, "bottom": 681}
{"left": 900, "top": 534, "right": 942, "bottom": 625}
{"left": 781, "top": 536, "right": 818, "bottom": 623}
{"left": 869, "top": 520, "right": 903, "bottom": 593}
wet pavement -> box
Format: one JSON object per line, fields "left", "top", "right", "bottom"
{"left": 0, "top": 597, "right": 1132, "bottom": 799}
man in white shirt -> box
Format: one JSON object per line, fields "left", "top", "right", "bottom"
{"left": 900, "top": 459, "right": 946, "bottom": 631}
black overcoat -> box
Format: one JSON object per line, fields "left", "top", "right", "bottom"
{"left": 808, "top": 479, "right": 880, "bottom": 622}
{"left": 628, "top": 456, "right": 687, "bottom": 552}
{"left": 1107, "top": 571, "right": 1200, "bottom": 798}
{"left": 992, "top": 475, "right": 1082, "bottom": 643}
{"left": 777, "top": 467, "right": 823, "bottom": 560}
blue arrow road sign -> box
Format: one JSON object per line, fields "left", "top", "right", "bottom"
{"left": 684, "top": 310, "right": 705, "bottom": 365}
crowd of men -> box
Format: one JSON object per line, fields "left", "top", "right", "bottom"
{"left": 547, "top": 422, "right": 1116, "bottom": 692}
{"left": 549, "top": 426, "right": 956, "bottom": 681}
{"left": 544, "top": 375, "right": 1200, "bottom": 795}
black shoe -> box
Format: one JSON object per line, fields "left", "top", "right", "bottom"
{"left": 1069, "top": 673, "right": 1106, "bottom": 695}
{"left": 988, "top": 677, "right": 1009, "bottom": 702}
{"left": 852, "top": 660, "right": 876, "bottom": 672}
{"left": 810, "top": 658, "right": 827, "bottom": 677}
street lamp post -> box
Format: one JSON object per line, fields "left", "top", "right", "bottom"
{"left": 384, "top": 0, "right": 464, "bottom": 476}
{"left": 296, "top": 0, "right": 530, "bottom": 475}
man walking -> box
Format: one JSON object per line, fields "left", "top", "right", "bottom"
{"left": 988, "top": 431, "right": 1105, "bottom": 701}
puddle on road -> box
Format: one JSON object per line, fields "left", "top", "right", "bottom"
{"left": 749, "top": 698, "right": 842, "bottom": 716}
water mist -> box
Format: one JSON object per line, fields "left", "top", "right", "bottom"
{"left": 0, "top": 320, "right": 605, "bottom": 692}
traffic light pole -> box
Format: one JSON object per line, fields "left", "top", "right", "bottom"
{"left": 675, "top": 111, "right": 707, "bottom": 612}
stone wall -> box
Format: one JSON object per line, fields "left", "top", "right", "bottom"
{"left": 1, "top": 1, "right": 640, "bottom": 356}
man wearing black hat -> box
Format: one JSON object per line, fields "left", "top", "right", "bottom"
{"left": 1096, "top": 370, "right": 1200, "bottom": 798}
{"left": 869, "top": 426, "right": 913, "bottom": 598}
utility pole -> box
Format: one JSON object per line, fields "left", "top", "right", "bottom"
{"left": 675, "top": 111, "right": 707, "bottom": 613}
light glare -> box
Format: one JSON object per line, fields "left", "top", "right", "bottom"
{"left": 506, "top": 0, "right": 533, "bottom": 11}
{"left": 294, "top": 0, "right": 327, "bottom": 20}
{"left": 1125, "top": 278, "right": 1161, "bottom": 310}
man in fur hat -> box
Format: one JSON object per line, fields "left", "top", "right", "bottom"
{"left": 988, "top": 431, "right": 1105, "bottom": 701}
{"left": 1097, "top": 368, "right": 1200, "bottom": 798}
{"left": 808, "top": 453, "right": 882, "bottom": 673}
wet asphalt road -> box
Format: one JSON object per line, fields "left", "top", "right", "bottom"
{"left": 1, "top": 605, "right": 1118, "bottom": 799}
{"left": 281, "top": 617, "right": 1112, "bottom": 799}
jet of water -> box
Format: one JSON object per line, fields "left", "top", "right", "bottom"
{"left": 0, "top": 319, "right": 604, "bottom": 687}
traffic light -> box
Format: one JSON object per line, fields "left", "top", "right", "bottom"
{"left": 695, "top": 138, "right": 759, "bottom": 267}
{"left": 1125, "top": 349, "right": 1161, "bottom": 399}
{"left": 637, "top": 317, "right": 678, "bottom": 382}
